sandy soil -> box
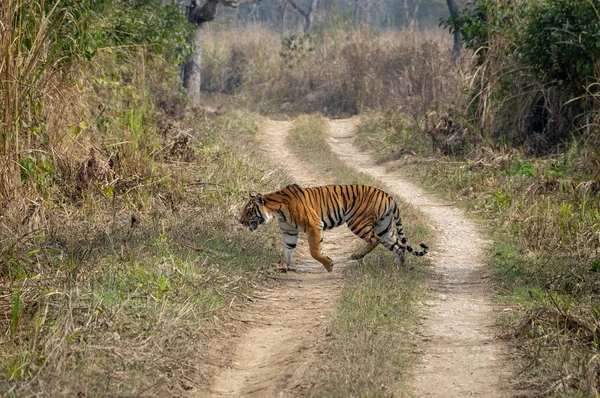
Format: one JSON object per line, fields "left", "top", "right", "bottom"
{"left": 206, "top": 117, "right": 513, "bottom": 397}
{"left": 327, "top": 118, "right": 513, "bottom": 397}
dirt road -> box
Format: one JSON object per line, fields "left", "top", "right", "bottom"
{"left": 207, "top": 120, "right": 358, "bottom": 397}
{"left": 327, "top": 118, "right": 512, "bottom": 397}
{"left": 207, "top": 118, "right": 512, "bottom": 397}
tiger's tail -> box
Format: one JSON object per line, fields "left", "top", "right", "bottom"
{"left": 393, "top": 206, "right": 429, "bottom": 257}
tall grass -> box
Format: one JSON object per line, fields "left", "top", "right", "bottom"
{"left": 0, "top": 0, "right": 65, "bottom": 213}
{"left": 201, "top": 25, "right": 465, "bottom": 117}
{"left": 0, "top": 109, "right": 290, "bottom": 395}
{"left": 0, "top": 2, "right": 292, "bottom": 395}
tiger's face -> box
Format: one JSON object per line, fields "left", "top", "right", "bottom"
{"left": 239, "top": 193, "right": 267, "bottom": 232}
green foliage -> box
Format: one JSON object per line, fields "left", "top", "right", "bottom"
{"left": 13, "top": 0, "right": 193, "bottom": 66}
{"left": 501, "top": 157, "right": 535, "bottom": 177}
{"left": 102, "top": 0, "right": 195, "bottom": 64}
{"left": 445, "top": 0, "right": 600, "bottom": 91}
{"left": 517, "top": 0, "right": 600, "bottom": 89}
{"left": 441, "top": 0, "right": 516, "bottom": 54}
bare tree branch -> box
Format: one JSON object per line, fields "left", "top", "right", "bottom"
{"left": 287, "top": 0, "right": 318, "bottom": 33}
{"left": 287, "top": 0, "right": 308, "bottom": 19}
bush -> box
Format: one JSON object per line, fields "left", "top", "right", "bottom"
{"left": 0, "top": 0, "right": 194, "bottom": 209}
{"left": 442, "top": 0, "right": 600, "bottom": 153}
{"left": 448, "top": 0, "right": 600, "bottom": 93}
{"left": 518, "top": 0, "right": 600, "bottom": 91}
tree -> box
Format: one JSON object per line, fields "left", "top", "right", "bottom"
{"left": 287, "top": 0, "right": 319, "bottom": 34}
{"left": 183, "top": 0, "right": 260, "bottom": 104}
{"left": 354, "top": 0, "right": 371, "bottom": 24}
{"left": 446, "top": 0, "right": 461, "bottom": 59}
{"left": 279, "top": 0, "right": 288, "bottom": 32}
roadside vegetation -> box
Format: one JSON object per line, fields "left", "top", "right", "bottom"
{"left": 355, "top": 0, "right": 600, "bottom": 394}
{"left": 288, "top": 115, "right": 430, "bottom": 396}
{"left": 0, "top": 1, "right": 287, "bottom": 395}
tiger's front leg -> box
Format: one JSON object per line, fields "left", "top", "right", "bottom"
{"left": 307, "top": 227, "right": 333, "bottom": 272}
{"left": 278, "top": 231, "right": 299, "bottom": 272}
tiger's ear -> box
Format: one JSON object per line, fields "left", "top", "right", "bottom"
{"left": 256, "top": 193, "right": 265, "bottom": 205}
{"left": 249, "top": 192, "right": 256, "bottom": 199}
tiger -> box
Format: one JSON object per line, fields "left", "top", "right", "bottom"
{"left": 239, "top": 183, "right": 428, "bottom": 272}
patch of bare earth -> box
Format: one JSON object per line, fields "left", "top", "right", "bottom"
{"left": 206, "top": 120, "right": 358, "bottom": 397}
{"left": 327, "top": 118, "right": 513, "bottom": 397}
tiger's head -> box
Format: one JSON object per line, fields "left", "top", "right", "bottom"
{"left": 239, "top": 193, "right": 272, "bottom": 232}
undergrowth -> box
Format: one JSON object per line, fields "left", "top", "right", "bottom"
{"left": 356, "top": 113, "right": 600, "bottom": 396}
{"left": 288, "top": 115, "right": 429, "bottom": 396}
{"left": 201, "top": 25, "right": 463, "bottom": 117}
{"left": 0, "top": 2, "right": 295, "bottom": 394}
{"left": 1, "top": 101, "right": 287, "bottom": 396}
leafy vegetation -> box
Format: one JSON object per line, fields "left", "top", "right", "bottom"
{"left": 0, "top": 1, "right": 292, "bottom": 395}
{"left": 442, "top": 0, "right": 600, "bottom": 153}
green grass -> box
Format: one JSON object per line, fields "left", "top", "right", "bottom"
{"left": 355, "top": 112, "right": 600, "bottom": 397}
{"left": 287, "top": 114, "right": 430, "bottom": 397}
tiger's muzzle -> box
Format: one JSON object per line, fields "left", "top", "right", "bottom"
{"left": 240, "top": 216, "right": 261, "bottom": 232}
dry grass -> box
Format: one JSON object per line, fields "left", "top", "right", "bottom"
{"left": 355, "top": 113, "right": 600, "bottom": 396}
{"left": 286, "top": 115, "right": 430, "bottom": 396}
{"left": 0, "top": 108, "right": 292, "bottom": 396}
{"left": 0, "top": 15, "right": 290, "bottom": 391}
{"left": 201, "top": 25, "right": 465, "bottom": 117}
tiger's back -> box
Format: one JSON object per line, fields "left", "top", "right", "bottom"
{"left": 273, "top": 184, "right": 394, "bottom": 232}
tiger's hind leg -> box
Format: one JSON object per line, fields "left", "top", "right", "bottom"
{"left": 351, "top": 240, "right": 379, "bottom": 260}
{"left": 348, "top": 219, "right": 380, "bottom": 260}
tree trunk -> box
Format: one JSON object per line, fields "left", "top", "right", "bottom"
{"left": 281, "top": 1, "right": 288, "bottom": 33}
{"left": 355, "top": 0, "right": 371, "bottom": 24}
{"left": 354, "top": 0, "right": 361, "bottom": 23}
{"left": 446, "top": 0, "right": 462, "bottom": 59}
{"left": 182, "top": 0, "right": 263, "bottom": 104}
{"left": 304, "top": 0, "right": 318, "bottom": 33}
{"left": 288, "top": 0, "right": 318, "bottom": 34}
{"left": 184, "top": 27, "right": 203, "bottom": 104}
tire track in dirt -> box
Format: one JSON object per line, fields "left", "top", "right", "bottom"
{"left": 327, "top": 118, "right": 513, "bottom": 397}
{"left": 207, "top": 120, "right": 358, "bottom": 397}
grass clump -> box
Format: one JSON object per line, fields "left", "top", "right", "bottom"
{"left": 355, "top": 114, "right": 600, "bottom": 396}
{"left": 287, "top": 114, "right": 430, "bottom": 396}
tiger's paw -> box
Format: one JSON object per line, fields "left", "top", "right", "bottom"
{"left": 277, "top": 260, "right": 289, "bottom": 273}
{"left": 396, "top": 252, "right": 406, "bottom": 266}
{"left": 323, "top": 257, "right": 334, "bottom": 273}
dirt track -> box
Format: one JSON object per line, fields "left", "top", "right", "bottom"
{"left": 207, "top": 120, "right": 358, "bottom": 397}
{"left": 327, "top": 118, "right": 512, "bottom": 396}
{"left": 207, "top": 118, "right": 512, "bottom": 397}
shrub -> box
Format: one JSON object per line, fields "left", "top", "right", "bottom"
{"left": 517, "top": 0, "right": 600, "bottom": 91}
{"left": 442, "top": 0, "right": 600, "bottom": 153}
